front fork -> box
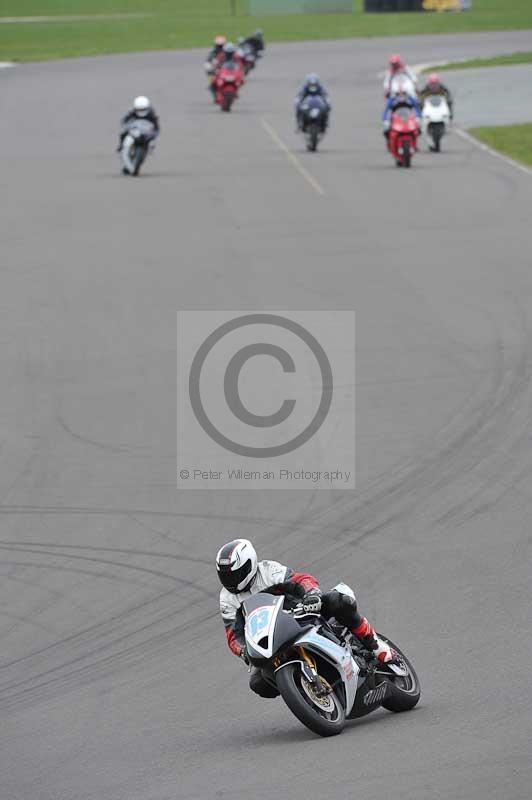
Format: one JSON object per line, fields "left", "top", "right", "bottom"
{"left": 297, "top": 647, "right": 329, "bottom": 697}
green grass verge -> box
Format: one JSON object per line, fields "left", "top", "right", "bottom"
{"left": 469, "top": 123, "right": 532, "bottom": 168}
{"left": 428, "top": 51, "right": 532, "bottom": 71}
{"left": 1, "top": 1, "right": 532, "bottom": 63}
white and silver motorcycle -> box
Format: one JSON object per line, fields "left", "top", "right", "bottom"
{"left": 422, "top": 94, "right": 451, "bottom": 152}
{"left": 120, "top": 118, "right": 156, "bottom": 176}
{"left": 243, "top": 583, "right": 420, "bottom": 737}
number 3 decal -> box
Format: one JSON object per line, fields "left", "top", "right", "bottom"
{"left": 249, "top": 608, "right": 270, "bottom": 637}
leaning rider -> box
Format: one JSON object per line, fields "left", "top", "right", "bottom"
{"left": 118, "top": 96, "right": 160, "bottom": 151}
{"left": 216, "top": 539, "right": 396, "bottom": 699}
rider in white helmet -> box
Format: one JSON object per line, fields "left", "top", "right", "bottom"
{"left": 216, "top": 539, "right": 396, "bottom": 699}
{"left": 118, "top": 96, "right": 160, "bottom": 150}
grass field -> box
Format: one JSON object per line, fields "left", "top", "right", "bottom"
{"left": 429, "top": 51, "right": 532, "bottom": 71}
{"left": 469, "top": 123, "right": 532, "bottom": 169}
{"left": 1, "top": 1, "right": 532, "bottom": 63}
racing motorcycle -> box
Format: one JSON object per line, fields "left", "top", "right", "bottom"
{"left": 215, "top": 64, "right": 244, "bottom": 112}
{"left": 388, "top": 107, "right": 420, "bottom": 168}
{"left": 120, "top": 119, "right": 156, "bottom": 176}
{"left": 298, "top": 95, "right": 329, "bottom": 152}
{"left": 422, "top": 94, "right": 451, "bottom": 153}
{"left": 244, "top": 583, "right": 420, "bottom": 737}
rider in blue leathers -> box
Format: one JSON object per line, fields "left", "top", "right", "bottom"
{"left": 294, "top": 73, "right": 331, "bottom": 132}
{"left": 381, "top": 90, "right": 421, "bottom": 140}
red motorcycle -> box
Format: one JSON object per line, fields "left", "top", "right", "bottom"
{"left": 215, "top": 64, "right": 244, "bottom": 112}
{"left": 388, "top": 107, "right": 420, "bottom": 168}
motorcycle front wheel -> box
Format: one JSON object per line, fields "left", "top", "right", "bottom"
{"left": 221, "top": 92, "right": 235, "bottom": 112}
{"left": 429, "top": 122, "right": 444, "bottom": 152}
{"left": 276, "top": 662, "right": 345, "bottom": 737}
{"left": 402, "top": 140, "right": 412, "bottom": 168}
{"left": 133, "top": 144, "right": 146, "bottom": 176}
{"left": 306, "top": 123, "right": 319, "bottom": 152}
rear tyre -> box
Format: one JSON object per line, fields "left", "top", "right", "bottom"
{"left": 276, "top": 662, "right": 345, "bottom": 737}
{"left": 378, "top": 636, "right": 421, "bottom": 713}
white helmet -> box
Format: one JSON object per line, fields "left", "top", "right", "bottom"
{"left": 133, "top": 96, "right": 151, "bottom": 117}
{"left": 216, "top": 539, "right": 258, "bottom": 594}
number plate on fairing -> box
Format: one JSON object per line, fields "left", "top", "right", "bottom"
{"left": 245, "top": 598, "right": 283, "bottom": 658}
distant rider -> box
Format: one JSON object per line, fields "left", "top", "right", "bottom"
{"left": 217, "top": 539, "right": 396, "bottom": 699}
{"left": 205, "top": 36, "right": 228, "bottom": 98}
{"left": 220, "top": 41, "right": 240, "bottom": 67}
{"left": 205, "top": 35, "right": 227, "bottom": 68}
{"left": 382, "top": 87, "right": 421, "bottom": 142}
{"left": 383, "top": 54, "right": 419, "bottom": 98}
{"left": 227, "top": 41, "right": 247, "bottom": 72}
{"left": 419, "top": 72, "right": 454, "bottom": 119}
{"left": 118, "top": 96, "right": 159, "bottom": 151}
{"left": 243, "top": 29, "right": 265, "bottom": 56}
{"left": 218, "top": 42, "right": 244, "bottom": 80}
{"left": 294, "top": 73, "right": 331, "bottom": 132}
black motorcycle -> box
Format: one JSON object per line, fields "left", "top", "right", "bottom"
{"left": 298, "top": 95, "right": 329, "bottom": 152}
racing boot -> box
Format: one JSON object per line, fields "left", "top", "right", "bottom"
{"left": 352, "top": 617, "right": 396, "bottom": 663}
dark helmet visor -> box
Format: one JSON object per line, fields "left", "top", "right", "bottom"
{"left": 217, "top": 558, "right": 252, "bottom": 592}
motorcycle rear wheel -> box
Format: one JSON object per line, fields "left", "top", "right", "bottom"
{"left": 377, "top": 636, "right": 421, "bottom": 713}
{"left": 276, "top": 662, "right": 345, "bottom": 737}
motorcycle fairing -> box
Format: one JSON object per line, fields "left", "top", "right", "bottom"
{"left": 245, "top": 596, "right": 284, "bottom": 659}
{"left": 293, "top": 627, "right": 360, "bottom": 715}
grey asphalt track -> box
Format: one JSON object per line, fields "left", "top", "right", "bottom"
{"left": 1, "top": 29, "right": 532, "bottom": 800}
{"left": 449, "top": 63, "right": 532, "bottom": 127}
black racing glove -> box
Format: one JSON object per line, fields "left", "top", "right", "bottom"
{"left": 301, "top": 589, "right": 322, "bottom": 614}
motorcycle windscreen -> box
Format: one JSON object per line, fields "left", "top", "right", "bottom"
{"left": 394, "top": 107, "right": 414, "bottom": 121}
{"left": 244, "top": 593, "right": 283, "bottom": 660}
{"left": 128, "top": 119, "right": 155, "bottom": 138}
{"left": 301, "top": 96, "right": 327, "bottom": 115}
